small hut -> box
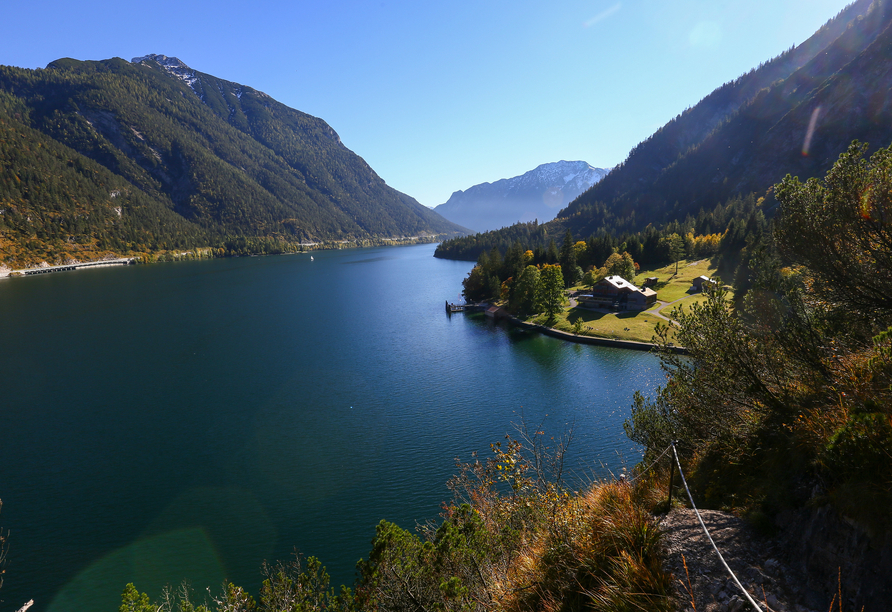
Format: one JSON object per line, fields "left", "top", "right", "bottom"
{"left": 692, "top": 275, "right": 716, "bottom": 291}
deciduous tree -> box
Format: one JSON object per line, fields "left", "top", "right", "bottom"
{"left": 603, "top": 251, "right": 636, "bottom": 281}
{"left": 627, "top": 140, "right": 892, "bottom": 545}
{"left": 511, "top": 265, "right": 542, "bottom": 315}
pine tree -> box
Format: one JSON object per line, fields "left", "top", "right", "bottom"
{"left": 559, "top": 229, "right": 577, "bottom": 288}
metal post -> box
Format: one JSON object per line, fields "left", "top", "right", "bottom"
{"left": 667, "top": 442, "right": 676, "bottom": 508}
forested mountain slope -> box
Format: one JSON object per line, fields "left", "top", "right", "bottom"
{"left": 0, "top": 55, "right": 465, "bottom": 267}
{"left": 553, "top": 0, "right": 892, "bottom": 237}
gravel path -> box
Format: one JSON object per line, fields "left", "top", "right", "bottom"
{"left": 660, "top": 509, "right": 827, "bottom": 612}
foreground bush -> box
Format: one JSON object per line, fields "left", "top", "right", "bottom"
{"left": 122, "top": 429, "right": 672, "bottom": 612}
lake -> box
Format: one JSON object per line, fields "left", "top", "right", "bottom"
{"left": 0, "top": 243, "right": 665, "bottom": 611}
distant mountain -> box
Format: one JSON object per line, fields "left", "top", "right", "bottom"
{"left": 433, "top": 161, "right": 610, "bottom": 233}
{"left": 0, "top": 54, "right": 465, "bottom": 266}
{"left": 550, "top": 0, "right": 892, "bottom": 238}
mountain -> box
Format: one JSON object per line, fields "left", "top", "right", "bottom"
{"left": 0, "top": 54, "right": 466, "bottom": 267}
{"left": 433, "top": 161, "right": 610, "bottom": 233}
{"left": 540, "top": 0, "right": 892, "bottom": 238}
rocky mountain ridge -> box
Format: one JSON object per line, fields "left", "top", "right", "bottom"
{"left": 434, "top": 160, "right": 610, "bottom": 233}
{"left": 131, "top": 54, "right": 199, "bottom": 87}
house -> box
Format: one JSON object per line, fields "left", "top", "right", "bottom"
{"left": 578, "top": 275, "right": 657, "bottom": 311}
{"left": 643, "top": 277, "right": 659, "bottom": 287}
{"left": 692, "top": 275, "right": 716, "bottom": 291}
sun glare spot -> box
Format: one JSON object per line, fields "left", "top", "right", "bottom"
{"left": 584, "top": 3, "right": 621, "bottom": 28}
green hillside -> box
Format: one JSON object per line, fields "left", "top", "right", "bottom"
{"left": 0, "top": 55, "right": 466, "bottom": 267}
{"left": 558, "top": 0, "right": 892, "bottom": 235}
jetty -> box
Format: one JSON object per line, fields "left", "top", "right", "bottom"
{"left": 10, "top": 258, "right": 136, "bottom": 277}
{"left": 445, "top": 300, "right": 485, "bottom": 313}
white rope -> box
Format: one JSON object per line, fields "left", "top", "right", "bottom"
{"left": 671, "top": 443, "right": 766, "bottom": 612}
{"left": 627, "top": 443, "right": 674, "bottom": 483}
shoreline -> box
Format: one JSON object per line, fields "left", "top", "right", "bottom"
{"left": 505, "top": 313, "right": 687, "bottom": 353}
{"left": 0, "top": 237, "right": 449, "bottom": 280}
{"left": 461, "top": 305, "right": 687, "bottom": 354}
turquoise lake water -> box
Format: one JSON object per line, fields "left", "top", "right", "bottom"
{"left": 0, "top": 243, "right": 665, "bottom": 611}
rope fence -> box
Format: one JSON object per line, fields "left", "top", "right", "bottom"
{"left": 669, "top": 442, "right": 766, "bottom": 612}
{"left": 629, "top": 442, "right": 769, "bottom": 611}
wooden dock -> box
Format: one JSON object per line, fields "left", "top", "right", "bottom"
{"left": 445, "top": 301, "right": 485, "bottom": 313}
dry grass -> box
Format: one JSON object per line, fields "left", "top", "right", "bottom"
{"left": 498, "top": 480, "right": 674, "bottom": 612}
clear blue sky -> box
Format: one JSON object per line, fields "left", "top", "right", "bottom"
{"left": 3, "top": 0, "right": 853, "bottom": 207}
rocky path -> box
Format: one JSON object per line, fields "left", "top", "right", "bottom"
{"left": 660, "top": 509, "right": 828, "bottom": 612}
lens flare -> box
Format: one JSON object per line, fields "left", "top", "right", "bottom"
{"left": 584, "top": 3, "right": 621, "bottom": 28}
{"left": 802, "top": 106, "right": 822, "bottom": 156}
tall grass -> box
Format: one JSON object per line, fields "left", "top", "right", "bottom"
{"left": 498, "top": 480, "right": 672, "bottom": 612}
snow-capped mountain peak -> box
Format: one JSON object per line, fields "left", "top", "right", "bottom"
{"left": 511, "top": 160, "right": 608, "bottom": 195}
{"left": 435, "top": 160, "right": 611, "bottom": 233}
{"left": 131, "top": 54, "right": 198, "bottom": 87}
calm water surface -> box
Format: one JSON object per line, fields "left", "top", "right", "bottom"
{"left": 0, "top": 244, "right": 664, "bottom": 611}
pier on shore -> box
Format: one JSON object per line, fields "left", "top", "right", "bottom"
{"left": 9, "top": 258, "right": 136, "bottom": 277}
{"left": 445, "top": 301, "right": 485, "bottom": 313}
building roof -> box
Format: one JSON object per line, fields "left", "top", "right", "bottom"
{"left": 602, "top": 275, "right": 642, "bottom": 292}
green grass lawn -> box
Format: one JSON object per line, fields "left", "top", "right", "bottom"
{"left": 664, "top": 293, "right": 709, "bottom": 317}
{"left": 532, "top": 257, "right": 730, "bottom": 345}
{"left": 662, "top": 289, "right": 734, "bottom": 318}
{"left": 531, "top": 303, "right": 677, "bottom": 344}
{"left": 634, "top": 258, "right": 719, "bottom": 303}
